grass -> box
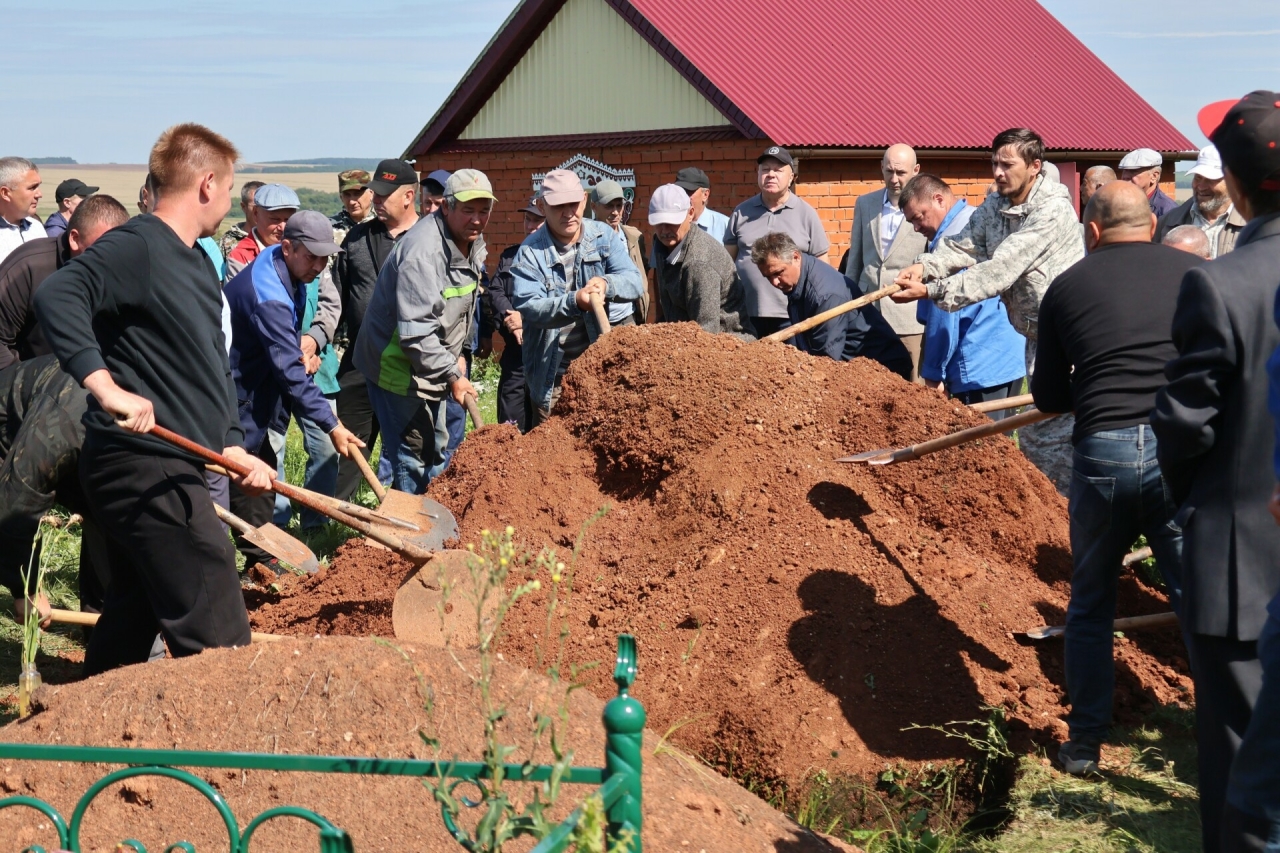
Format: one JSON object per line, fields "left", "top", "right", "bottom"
{"left": 786, "top": 707, "right": 1201, "bottom": 853}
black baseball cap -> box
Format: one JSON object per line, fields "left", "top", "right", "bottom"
{"left": 1209, "top": 90, "right": 1280, "bottom": 192}
{"left": 674, "top": 167, "right": 710, "bottom": 191}
{"left": 55, "top": 178, "right": 98, "bottom": 203}
{"left": 368, "top": 159, "right": 419, "bottom": 196}
{"left": 757, "top": 146, "right": 795, "bottom": 168}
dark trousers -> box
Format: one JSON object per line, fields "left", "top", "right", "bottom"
{"left": 1226, "top": 604, "right": 1280, "bottom": 850}
{"left": 229, "top": 439, "right": 277, "bottom": 568}
{"left": 497, "top": 358, "right": 532, "bottom": 433}
{"left": 80, "top": 442, "right": 250, "bottom": 676}
{"left": 1064, "top": 426, "right": 1183, "bottom": 742}
{"left": 751, "top": 317, "right": 789, "bottom": 339}
{"left": 953, "top": 377, "right": 1025, "bottom": 422}
{"left": 1185, "top": 631, "right": 1265, "bottom": 853}
{"left": 334, "top": 363, "right": 378, "bottom": 502}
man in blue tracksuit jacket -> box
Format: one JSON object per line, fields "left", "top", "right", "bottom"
{"left": 902, "top": 175, "right": 1025, "bottom": 414}
{"left": 748, "top": 231, "right": 910, "bottom": 377}
{"left": 224, "top": 210, "right": 362, "bottom": 571}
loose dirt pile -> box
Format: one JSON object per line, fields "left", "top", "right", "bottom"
{"left": 424, "top": 323, "right": 1191, "bottom": 790}
{"left": 0, "top": 638, "right": 852, "bottom": 852}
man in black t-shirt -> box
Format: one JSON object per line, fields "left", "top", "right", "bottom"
{"left": 34, "top": 123, "right": 275, "bottom": 676}
{"left": 1032, "top": 180, "right": 1200, "bottom": 776}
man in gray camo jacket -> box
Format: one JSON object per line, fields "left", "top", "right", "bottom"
{"left": 891, "top": 127, "right": 1084, "bottom": 492}
{"left": 892, "top": 127, "right": 1083, "bottom": 360}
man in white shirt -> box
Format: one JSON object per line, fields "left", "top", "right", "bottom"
{"left": 0, "top": 158, "right": 46, "bottom": 266}
{"left": 844, "top": 144, "right": 929, "bottom": 380}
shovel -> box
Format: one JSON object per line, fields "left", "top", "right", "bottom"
{"left": 762, "top": 283, "right": 900, "bottom": 344}
{"left": 1021, "top": 611, "right": 1178, "bottom": 640}
{"left": 49, "top": 608, "right": 284, "bottom": 644}
{"left": 154, "top": 426, "right": 444, "bottom": 562}
{"left": 838, "top": 408, "right": 1055, "bottom": 465}
{"left": 968, "top": 393, "right": 1033, "bottom": 414}
{"left": 211, "top": 503, "right": 319, "bottom": 574}
{"left": 589, "top": 292, "right": 611, "bottom": 336}
{"left": 344, "top": 447, "right": 461, "bottom": 553}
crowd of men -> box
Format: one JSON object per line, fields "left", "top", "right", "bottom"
{"left": 0, "top": 89, "right": 1278, "bottom": 850}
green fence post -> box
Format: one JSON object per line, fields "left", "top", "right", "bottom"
{"left": 602, "top": 634, "right": 643, "bottom": 852}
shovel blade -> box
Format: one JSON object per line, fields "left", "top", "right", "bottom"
{"left": 375, "top": 490, "right": 459, "bottom": 551}
{"left": 243, "top": 524, "right": 319, "bottom": 574}
{"left": 837, "top": 447, "right": 895, "bottom": 463}
{"left": 1021, "top": 625, "right": 1064, "bottom": 640}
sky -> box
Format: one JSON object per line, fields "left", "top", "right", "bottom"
{"left": 2, "top": 0, "right": 1277, "bottom": 164}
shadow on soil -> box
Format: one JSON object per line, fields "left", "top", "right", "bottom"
{"left": 796, "top": 482, "right": 1011, "bottom": 760}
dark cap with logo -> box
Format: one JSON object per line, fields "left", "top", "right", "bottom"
{"left": 756, "top": 146, "right": 795, "bottom": 168}
{"left": 1208, "top": 90, "right": 1280, "bottom": 192}
{"left": 56, "top": 178, "right": 98, "bottom": 203}
{"left": 674, "top": 167, "right": 710, "bottom": 191}
{"left": 368, "top": 159, "right": 419, "bottom": 196}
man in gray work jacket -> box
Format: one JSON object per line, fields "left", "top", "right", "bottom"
{"left": 353, "top": 169, "right": 488, "bottom": 493}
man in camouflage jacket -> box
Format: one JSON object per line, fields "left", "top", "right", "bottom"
{"left": 896, "top": 128, "right": 1085, "bottom": 368}
{"left": 892, "top": 129, "right": 1085, "bottom": 493}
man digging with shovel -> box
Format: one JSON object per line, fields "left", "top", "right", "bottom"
{"left": 891, "top": 128, "right": 1084, "bottom": 494}
{"left": 224, "top": 209, "right": 364, "bottom": 575}
{"left": 34, "top": 123, "right": 276, "bottom": 676}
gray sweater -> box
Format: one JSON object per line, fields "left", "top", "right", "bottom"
{"left": 654, "top": 225, "right": 752, "bottom": 336}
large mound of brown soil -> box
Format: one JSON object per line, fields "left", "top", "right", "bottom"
{"left": 0, "top": 638, "right": 852, "bottom": 852}
{"left": 423, "top": 324, "right": 1190, "bottom": 789}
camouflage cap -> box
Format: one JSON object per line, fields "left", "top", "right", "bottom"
{"left": 338, "top": 169, "right": 372, "bottom": 193}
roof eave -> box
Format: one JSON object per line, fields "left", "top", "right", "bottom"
{"left": 403, "top": 0, "right": 568, "bottom": 161}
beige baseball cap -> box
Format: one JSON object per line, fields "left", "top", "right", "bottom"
{"left": 445, "top": 169, "right": 496, "bottom": 203}
{"left": 540, "top": 169, "right": 585, "bottom": 205}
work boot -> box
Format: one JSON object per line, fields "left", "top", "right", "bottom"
{"left": 1058, "top": 738, "right": 1101, "bottom": 776}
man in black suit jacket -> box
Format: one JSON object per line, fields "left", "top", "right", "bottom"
{"left": 1151, "top": 90, "right": 1280, "bottom": 853}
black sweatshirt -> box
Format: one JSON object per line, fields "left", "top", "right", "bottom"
{"left": 1032, "top": 241, "right": 1202, "bottom": 443}
{"left": 32, "top": 214, "right": 242, "bottom": 460}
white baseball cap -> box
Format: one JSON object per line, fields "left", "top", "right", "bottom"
{"left": 648, "top": 184, "right": 691, "bottom": 226}
{"left": 1187, "top": 144, "right": 1224, "bottom": 181}
{"left": 1119, "top": 148, "right": 1162, "bottom": 170}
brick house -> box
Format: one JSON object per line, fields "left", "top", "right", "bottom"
{"left": 405, "top": 0, "right": 1195, "bottom": 267}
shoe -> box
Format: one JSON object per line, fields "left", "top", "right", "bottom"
{"left": 1058, "top": 738, "right": 1101, "bottom": 776}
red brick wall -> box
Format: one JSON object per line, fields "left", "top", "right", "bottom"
{"left": 419, "top": 143, "right": 1177, "bottom": 272}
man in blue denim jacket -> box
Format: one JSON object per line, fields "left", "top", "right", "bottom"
{"left": 510, "top": 169, "right": 643, "bottom": 423}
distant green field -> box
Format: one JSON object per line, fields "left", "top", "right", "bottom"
{"left": 33, "top": 164, "right": 347, "bottom": 231}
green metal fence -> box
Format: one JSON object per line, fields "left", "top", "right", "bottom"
{"left": 0, "top": 634, "right": 643, "bottom": 853}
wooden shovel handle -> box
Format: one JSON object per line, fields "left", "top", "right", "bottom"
{"left": 50, "top": 608, "right": 283, "bottom": 643}
{"left": 153, "top": 426, "right": 432, "bottom": 561}
{"left": 890, "top": 408, "right": 1055, "bottom": 463}
{"left": 211, "top": 502, "right": 254, "bottom": 536}
{"left": 968, "top": 393, "right": 1034, "bottom": 414}
{"left": 347, "top": 447, "right": 387, "bottom": 503}
{"left": 463, "top": 393, "right": 484, "bottom": 429}
{"left": 589, "top": 292, "right": 611, "bottom": 335}
{"left": 763, "top": 283, "right": 901, "bottom": 344}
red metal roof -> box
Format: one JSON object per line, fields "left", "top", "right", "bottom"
{"left": 625, "top": 0, "right": 1193, "bottom": 152}
{"left": 406, "top": 0, "right": 1195, "bottom": 158}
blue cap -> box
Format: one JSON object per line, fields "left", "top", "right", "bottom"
{"left": 253, "top": 183, "right": 300, "bottom": 211}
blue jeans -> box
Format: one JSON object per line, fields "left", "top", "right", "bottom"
{"left": 267, "top": 400, "right": 339, "bottom": 529}
{"left": 1065, "top": 425, "right": 1183, "bottom": 742}
{"left": 366, "top": 382, "right": 439, "bottom": 494}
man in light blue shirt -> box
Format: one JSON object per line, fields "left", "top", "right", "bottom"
{"left": 675, "top": 167, "right": 729, "bottom": 243}
{"left": 901, "top": 175, "right": 1025, "bottom": 416}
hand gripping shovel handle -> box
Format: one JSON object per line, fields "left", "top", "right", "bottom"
{"left": 151, "top": 426, "right": 433, "bottom": 561}
{"left": 763, "top": 283, "right": 902, "bottom": 344}
{"left": 50, "top": 608, "right": 283, "bottom": 643}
